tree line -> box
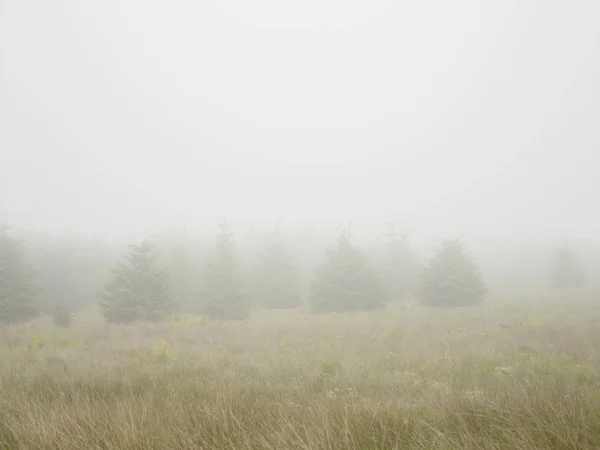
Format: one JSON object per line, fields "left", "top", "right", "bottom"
{"left": 0, "top": 220, "right": 589, "bottom": 325}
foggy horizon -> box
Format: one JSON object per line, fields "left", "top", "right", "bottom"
{"left": 1, "top": 1, "right": 599, "bottom": 242}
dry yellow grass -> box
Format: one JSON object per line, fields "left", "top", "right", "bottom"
{"left": 2, "top": 296, "right": 600, "bottom": 449}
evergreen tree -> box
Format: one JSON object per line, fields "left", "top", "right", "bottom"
{"left": 252, "top": 228, "right": 302, "bottom": 309}
{"left": 550, "top": 242, "right": 585, "bottom": 290}
{"left": 200, "top": 222, "right": 248, "bottom": 320}
{"left": 378, "top": 224, "right": 420, "bottom": 302}
{"left": 310, "top": 232, "right": 385, "bottom": 313}
{"left": 100, "top": 239, "right": 173, "bottom": 323}
{"left": 419, "top": 238, "right": 487, "bottom": 307}
{"left": 0, "top": 223, "right": 38, "bottom": 323}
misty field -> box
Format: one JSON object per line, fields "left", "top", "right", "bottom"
{"left": 2, "top": 297, "right": 600, "bottom": 449}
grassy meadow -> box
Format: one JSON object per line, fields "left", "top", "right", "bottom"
{"left": 2, "top": 295, "right": 600, "bottom": 449}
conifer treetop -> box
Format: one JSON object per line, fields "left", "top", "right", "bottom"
{"left": 419, "top": 237, "right": 487, "bottom": 307}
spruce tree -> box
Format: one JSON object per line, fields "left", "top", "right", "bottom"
{"left": 310, "top": 232, "right": 385, "bottom": 313}
{"left": 550, "top": 242, "right": 585, "bottom": 290}
{"left": 252, "top": 229, "right": 302, "bottom": 309}
{"left": 100, "top": 239, "right": 173, "bottom": 323}
{"left": 0, "top": 223, "right": 38, "bottom": 323}
{"left": 419, "top": 238, "right": 487, "bottom": 307}
{"left": 200, "top": 222, "right": 248, "bottom": 320}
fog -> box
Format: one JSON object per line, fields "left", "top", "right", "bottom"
{"left": 1, "top": 1, "right": 599, "bottom": 242}
{"left": 3, "top": 5, "right": 600, "bottom": 444}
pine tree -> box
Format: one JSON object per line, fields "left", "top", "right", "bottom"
{"left": 0, "top": 223, "right": 38, "bottom": 323}
{"left": 252, "top": 228, "right": 302, "bottom": 310}
{"left": 200, "top": 222, "right": 248, "bottom": 320}
{"left": 550, "top": 242, "right": 585, "bottom": 291}
{"left": 310, "top": 232, "right": 385, "bottom": 313}
{"left": 419, "top": 238, "right": 487, "bottom": 307}
{"left": 100, "top": 239, "right": 173, "bottom": 323}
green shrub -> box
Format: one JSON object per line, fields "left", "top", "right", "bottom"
{"left": 27, "top": 332, "right": 48, "bottom": 351}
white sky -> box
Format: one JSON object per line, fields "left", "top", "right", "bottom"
{"left": 1, "top": 0, "right": 599, "bottom": 240}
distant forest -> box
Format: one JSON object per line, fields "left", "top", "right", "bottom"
{"left": 1, "top": 218, "right": 598, "bottom": 325}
